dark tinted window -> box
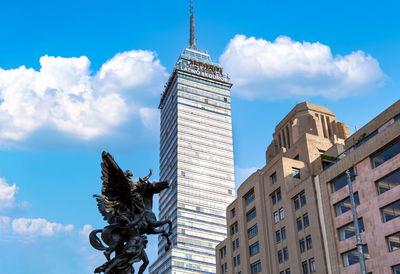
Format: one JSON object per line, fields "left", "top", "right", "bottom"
{"left": 372, "top": 139, "right": 400, "bottom": 168}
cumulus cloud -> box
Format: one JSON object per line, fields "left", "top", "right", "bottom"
{"left": 0, "top": 50, "right": 167, "bottom": 143}
{"left": 11, "top": 217, "right": 74, "bottom": 237}
{"left": 0, "top": 216, "right": 11, "bottom": 231}
{"left": 0, "top": 178, "right": 17, "bottom": 210}
{"left": 220, "top": 35, "right": 384, "bottom": 99}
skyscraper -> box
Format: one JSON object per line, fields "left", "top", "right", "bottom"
{"left": 149, "top": 2, "right": 236, "bottom": 273}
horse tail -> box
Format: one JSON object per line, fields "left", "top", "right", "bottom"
{"left": 89, "top": 229, "right": 108, "bottom": 251}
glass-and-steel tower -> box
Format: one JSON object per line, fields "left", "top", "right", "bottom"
{"left": 149, "top": 2, "right": 235, "bottom": 273}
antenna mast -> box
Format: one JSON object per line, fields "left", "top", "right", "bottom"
{"left": 189, "top": 0, "right": 197, "bottom": 49}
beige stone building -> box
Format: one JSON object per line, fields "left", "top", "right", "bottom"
{"left": 216, "top": 100, "right": 400, "bottom": 274}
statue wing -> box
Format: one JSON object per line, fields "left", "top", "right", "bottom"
{"left": 96, "top": 151, "right": 132, "bottom": 221}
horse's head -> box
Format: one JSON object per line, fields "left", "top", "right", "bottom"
{"left": 146, "top": 180, "right": 169, "bottom": 194}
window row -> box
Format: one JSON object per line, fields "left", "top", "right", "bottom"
{"left": 271, "top": 188, "right": 282, "bottom": 205}
{"left": 276, "top": 227, "right": 287, "bottom": 242}
{"left": 299, "top": 235, "right": 312, "bottom": 253}
{"left": 277, "top": 247, "right": 289, "bottom": 263}
{"left": 232, "top": 238, "right": 240, "bottom": 251}
{"left": 297, "top": 213, "right": 310, "bottom": 231}
{"left": 248, "top": 224, "right": 258, "bottom": 239}
{"left": 249, "top": 242, "right": 260, "bottom": 256}
{"left": 274, "top": 208, "right": 285, "bottom": 223}
{"left": 279, "top": 269, "right": 291, "bottom": 274}
{"left": 302, "top": 258, "right": 316, "bottom": 274}
{"left": 294, "top": 192, "right": 307, "bottom": 210}
{"left": 233, "top": 254, "right": 241, "bottom": 267}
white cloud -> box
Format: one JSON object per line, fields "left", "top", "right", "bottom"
{"left": 220, "top": 35, "right": 384, "bottom": 100}
{"left": 11, "top": 217, "right": 74, "bottom": 237}
{"left": 235, "top": 165, "right": 258, "bottom": 189}
{"left": 0, "top": 178, "right": 17, "bottom": 210}
{"left": 139, "top": 107, "right": 159, "bottom": 131}
{"left": 0, "top": 50, "right": 167, "bottom": 143}
{"left": 79, "top": 224, "right": 93, "bottom": 240}
{"left": 0, "top": 216, "right": 11, "bottom": 231}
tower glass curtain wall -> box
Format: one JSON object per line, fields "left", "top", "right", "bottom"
{"left": 149, "top": 48, "right": 235, "bottom": 273}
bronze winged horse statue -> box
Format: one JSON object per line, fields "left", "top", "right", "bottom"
{"left": 89, "top": 152, "right": 172, "bottom": 274}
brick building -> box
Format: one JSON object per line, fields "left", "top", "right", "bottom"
{"left": 216, "top": 100, "right": 400, "bottom": 274}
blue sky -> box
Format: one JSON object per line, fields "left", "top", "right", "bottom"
{"left": 0, "top": 0, "right": 399, "bottom": 273}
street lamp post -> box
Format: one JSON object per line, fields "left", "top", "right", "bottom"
{"left": 346, "top": 169, "right": 367, "bottom": 274}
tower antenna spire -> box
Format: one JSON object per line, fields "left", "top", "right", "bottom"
{"left": 189, "top": 0, "right": 197, "bottom": 49}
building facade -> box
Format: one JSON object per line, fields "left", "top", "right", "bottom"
{"left": 216, "top": 100, "right": 400, "bottom": 274}
{"left": 316, "top": 99, "right": 400, "bottom": 274}
{"left": 217, "top": 102, "right": 350, "bottom": 274}
{"left": 150, "top": 4, "right": 236, "bottom": 274}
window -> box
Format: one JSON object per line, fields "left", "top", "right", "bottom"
{"left": 248, "top": 224, "right": 258, "bottom": 239}
{"left": 232, "top": 240, "right": 236, "bottom": 250}
{"left": 306, "top": 235, "right": 312, "bottom": 250}
{"left": 274, "top": 211, "right": 279, "bottom": 223}
{"left": 309, "top": 258, "right": 316, "bottom": 272}
{"left": 294, "top": 192, "right": 306, "bottom": 210}
{"left": 279, "top": 207, "right": 285, "bottom": 220}
{"left": 376, "top": 169, "right": 400, "bottom": 194}
{"left": 300, "top": 192, "right": 307, "bottom": 205}
{"left": 231, "top": 208, "right": 236, "bottom": 217}
{"left": 393, "top": 264, "right": 400, "bottom": 274}
{"left": 249, "top": 242, "right": 260, "bottom": 256}
{"left": 342, "top": 245, "right": 369, "bottom": 266}
{"left": 294, "top": 154, "right": 300, "bottom": 160}
{"left": 271, "top": 188, "right": 282, "bottom": 205}
{"left": 331, "top": 169, "right": 355, "bottom": 192}
{"left": 293, "top": 168, "right": 301, "bottom": 179}
{"left": 297, "top": 217, "right": 303, "bottom": 231}
{"left": 372, "top": 139, "right": 400, "bottom": 168}
{"left": 236, "top": 238, "right": 239, "bottom": 248}
{"left": 220, "top": 246, "right": 226, "bottom": 257}
{"left": 244, "top": 189, "right": 255, "bottom": 204}
{"left": 278, "top": 250, "right": 283, "bottom": 263}
{"left": 387, "top": 231, "right": 400, "bottom": 252}
{"left": 335, "top": 193, "right": 360, "bottom": 216}
{"left": 338, "top": 218, "right": 365, "bottom": 241}
{"left": 247, "top": 208, "right": 257, "bottom": 221}
{"left": 299, "top": 239, "right": 305, "bottom": 253}
{"left": 276, "top": 230, "right": 281, "bottom": 242}
{"left": 294, "top": 196, "right": 300, "bottom": 209}
{"left": 233, "top": 255, "right": 241, "bottom": 267}
{"left": 283, "top": 247, "right": 288, "bottom": 261}
{"left": 251, "top": 261, "right": 261, "bottom": 274}
{"left": 381, "top": 200, "right": 400, "bottom": 222}
{"left": 271, "top": 172, "right": 277, "bottom": 184}
{"left": 285, "top": 269, "right": 291, "bottom": 274}
{"left": 230, "top": 222, "right": 238, "bottom": 235}
{"left": 302, "top": 261, "right": 309, "bottom": 274}
{"left": 303, "top": 213, "right": 310, "bottom": 227}
{"left": 281, "top": 227, "right": 286, "bottom": 240}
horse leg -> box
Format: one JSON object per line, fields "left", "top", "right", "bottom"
{"left": 138, "top": 252, "right": 149, "bottom": 274}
